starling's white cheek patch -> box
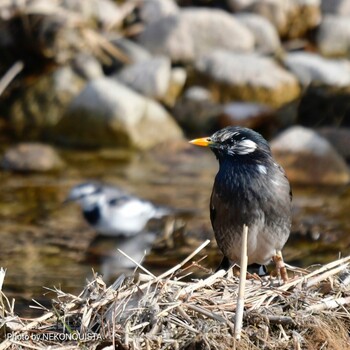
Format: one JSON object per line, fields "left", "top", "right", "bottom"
{"left": 257, "top": 165, "right": 267, "bottom": 174}
{"left": 236, "top": 139, "right": 257, "bottom": 155}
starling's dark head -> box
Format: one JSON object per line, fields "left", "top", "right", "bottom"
{"left": 190, "top": 126, "right": 271, "bottom": 162}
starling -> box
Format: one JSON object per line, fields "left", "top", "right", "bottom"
{"left": 190, "top": 126, "right": 292, "bottom": 280}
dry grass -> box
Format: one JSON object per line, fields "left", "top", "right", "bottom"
{"left": 1, "top": 240, "right": 350, "bottom": 350}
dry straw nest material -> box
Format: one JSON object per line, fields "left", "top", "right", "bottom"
{"left": 1, "top": 241, "right": 350, "bottom": 350}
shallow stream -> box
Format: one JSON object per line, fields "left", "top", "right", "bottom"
{"left": 1, "top": 143, "right": 349, "bottom": 316}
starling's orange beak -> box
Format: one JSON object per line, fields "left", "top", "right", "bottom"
{"left": 189, "top": 137, "right": 212, "bottom": 147}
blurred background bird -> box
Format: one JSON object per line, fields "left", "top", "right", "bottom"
{"left": 65, "top": 182, "right": 175, "bottom": 237}
{"left": 190, "top": 126, "right": 292, "bottom": 280}
{"left": 65, "top": 181, "right": 192, "bottom": 274}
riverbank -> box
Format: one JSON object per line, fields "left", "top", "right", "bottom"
{"left": 1, "top": 242, "right": 350, "bottom": 349}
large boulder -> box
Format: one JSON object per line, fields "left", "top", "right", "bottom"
{"left": 53, "top": 78, "right": 183, "bottom": 149}
{"left": 194, "top": 50, "right": 300, "bottom": 107}
{"left": 283, "top": 52, "right": 350, "bottom": 87}
{"left": 271, "top": 126, "right": 350, "bottom": 185}
{"left": 137, "top": 8, "right": 254, "bottom": 63}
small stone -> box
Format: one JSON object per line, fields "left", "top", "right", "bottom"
{"left": 2, "top": 143, "right": 64, "bottom": 172}
{"left": 271, "top": 126, "right": 350, "bottom": 185}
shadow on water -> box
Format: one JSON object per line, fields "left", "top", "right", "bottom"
{"left": 0, "top": 142, "right": 349, "bottom": 316}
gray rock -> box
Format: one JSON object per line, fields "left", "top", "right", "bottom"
{"left": 9, "top": 66, "right": 85, "bottom": 140}
{"left": 116, "top": 56, "right": 171, "bottom": 100}
{"left": 138, "top": 8, "right": 254, "bottom": 63}
{"left": 284, "top": 52, "right": 350, "bottom": 87}
{"left": 236, "top": 13, "right": 281, "bottom": 54}
{"left": 140, "top": 0, "right": 179, "bottom": 24}
{"left": 316, "top": 15, "right": 350, "bottom": 57}
{"left": 54, "top": 78, "right": 183, "bottom": 149}
{"left": 195, "top": 50, "right": 300, "bottom": 107}
{"left": 321, "top": 0, "right": 350, "bottom": 16}
{"left": 2, "top": 143, "right": 64, "bottom": 172}
{"left": 271, "top": 126, "right": 350, "bottom": 185}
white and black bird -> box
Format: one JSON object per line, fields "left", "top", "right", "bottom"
{"left": 66, "top": 182, "right": 172, "bottom": 237}
{"left": 190, "top": 126, "right": 292, "bottom": 280}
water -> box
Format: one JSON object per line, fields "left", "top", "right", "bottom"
{"left": 1, "top": 142, "right": 349, "bottom": 316}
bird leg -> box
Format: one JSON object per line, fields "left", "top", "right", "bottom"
{"left": 272, "top": 250, "right": 288, "bottom": 283}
